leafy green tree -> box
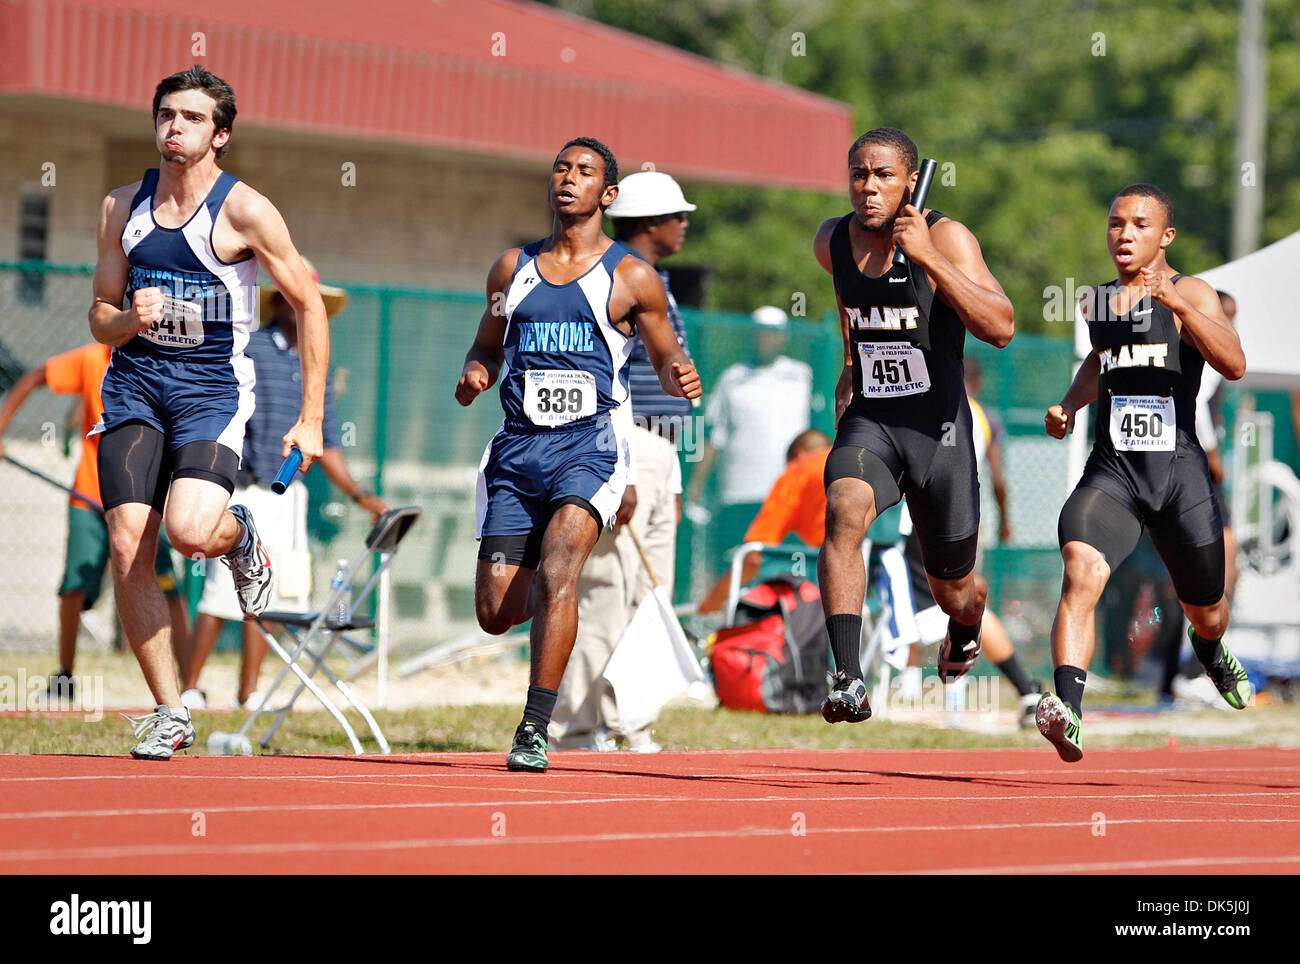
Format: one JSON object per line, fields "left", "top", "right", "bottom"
{"left": 545, "top": 0, "right": 1300, "bottom": 334}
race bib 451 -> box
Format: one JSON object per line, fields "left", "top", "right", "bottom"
{"left": 857, "top": 342, "right": 930, "bottom": 398}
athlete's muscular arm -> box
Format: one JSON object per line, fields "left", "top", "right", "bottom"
{"left": 814, "top": 218, "right": 854, "bottom": 424}
{"left": 618, "top": 258, "right": 701, "bottom": 399}
{"left": 894, "top": 207, "right": 1015, "bottom": 349}
{"left": 89, "top": 185, "right": 163, "bottom": 347}
{"left": 1045, "top": 352, "right": 1100, "bottom": 439}
{"left": 456, "top": 250, "right": 518, "bottom": 407}
{"left": 225, "top": 185, "right": 330, "bottom": 470}
{"left": 1046, "top": 292, "right": 1101, "bottom": 439}
{"left": 1146, "top": 270, "right": 1246, "bottom": 381}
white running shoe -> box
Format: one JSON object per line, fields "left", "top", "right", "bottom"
{"left": 124, "top": 705, "right": 196, "bottom": 760}
{"left": 222, "top": 505, "right": 273, "bottom": 618}
{"left": 180, "top": 688, "right": 207, "bottom": 711}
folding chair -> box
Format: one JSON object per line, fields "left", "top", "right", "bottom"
{"left": 859, "top": 508, "right": 960, "bottom": 720}
{"left": 721, "top": 542, "right": 820, "bottom": 626}
{"left": 232, "top": 507, "right": 421, "bottom": 754}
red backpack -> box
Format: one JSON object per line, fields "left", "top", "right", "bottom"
{"left": 709, "top": 578, "right": 828, "bottom": 714}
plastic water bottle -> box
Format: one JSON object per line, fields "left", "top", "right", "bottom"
{"left": 944, "top": 676, "right": 968, "bottom": 728}
{"left": 330, "top": 560, "right": 350, "bottom": 626}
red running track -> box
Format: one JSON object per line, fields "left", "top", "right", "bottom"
{"left": 1, "top": 747, "right": 1298, "bottom": 874}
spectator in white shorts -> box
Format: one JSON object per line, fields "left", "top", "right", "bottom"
{"left": 181, "top": 259, "right": 387, "bottom": 709}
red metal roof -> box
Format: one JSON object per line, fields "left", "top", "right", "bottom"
{"left": 1, "top": 0, "right": 853, "bottom": 191}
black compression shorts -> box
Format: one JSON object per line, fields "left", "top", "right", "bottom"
{"left": 826, "top": 403, "right": 980, "bottom": 580}
{"left": 476, "top": 496, "right": 601, "bottom": 570}
{"left": 98, "top": 422, "right": 239, "bottom": 512}
{"left": 1059, "top": 454, "right": 1226, "bottom": 607}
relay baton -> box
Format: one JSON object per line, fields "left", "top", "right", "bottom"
{"left": 271, "top": 447, "right": 303, "bottom": 494}
{"left": 892, "top": 157, "right": 938, "bottom": 267}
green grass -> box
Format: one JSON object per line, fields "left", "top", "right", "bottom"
{"left": 3, "top": 702, "right": 1298, "bottom": 756}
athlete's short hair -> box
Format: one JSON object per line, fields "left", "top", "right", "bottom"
{"left": 152, "top": 66, "right": 237, "bottom": 158}
{"left": 848, "top": 128, "right": 918, "bottom": 173}
{"left": 559, "top": 137, "right": 619, "bottom": 189}
{"left": 1114, "top": 183, "right": 1173, "bottom": 228}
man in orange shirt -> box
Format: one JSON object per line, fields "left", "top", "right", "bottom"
{"left": 697, "top": 429, "right": 830, "bottom": 614}
{"left": 0, "top": 343, "right": 186, "bottom": 699}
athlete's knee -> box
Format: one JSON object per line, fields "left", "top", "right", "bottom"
{"left": 163, "top": 516, "right": 217, "bottom": 560}
{"left": 1060, "top": 542, "right": 1109, "bottom": 601}
{"left": 535, "top": 554, "right": 581, "bottom": 609}
{"left": 474, "top": 562, "right": 530, "bottom": 634}
{"left": 107, "top": 522, "right": 156, "bottom": 574}
{"left": 475, "top": 598, "right": 517, "bottom": 636}
{"left": 824, "top": 482, "right": 873, "bottom": 544}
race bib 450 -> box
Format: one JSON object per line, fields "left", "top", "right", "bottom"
{"left": 1110, "top": 394, "right": 1175, "bottom": 451}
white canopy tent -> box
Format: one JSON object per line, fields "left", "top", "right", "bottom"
{"left": 1196, "top": 229, "right": 1300, "bottom": 390}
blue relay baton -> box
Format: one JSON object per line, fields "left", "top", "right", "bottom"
{"left": 271, "top": 448, "right": 303, "bottom": 494}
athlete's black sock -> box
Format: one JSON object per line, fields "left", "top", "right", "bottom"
{"left": 995, "top": 654, "right": 1034, "bottom": 697}
{"left": 1189, "top": 630, "right": 1224, "bottom": 667}
{"left": 826, "top": 614, "right": 864, "bottom": 680}
{"left": 1054, "top": 665, "right": 1087, "bottom": 719}
{"left": 947, "top": 616, "right": 982, "bottom": 649}
{"left": 521, "top": 685, "right": 558, "bottom": 731}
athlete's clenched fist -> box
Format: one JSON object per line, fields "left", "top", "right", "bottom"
{"left": 131, "top": 287, "right": 164, "bottom": 333}
{"left": 456, "top": 362, "right": 491, "bottom": 406}
{"left": 671, "top": 361, "right": 702, "bottom": 400}
{"left": 1045, "top": 403, "right": 1075, "bottom": 440}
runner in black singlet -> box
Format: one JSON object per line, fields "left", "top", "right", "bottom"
{"left": 1037, "top": 183, "right": 1249, "bottom": 763}
{"left": 812, "top": 128, "right": 1014, "bottom": 724}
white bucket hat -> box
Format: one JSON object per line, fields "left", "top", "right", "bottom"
{"left": 751, "top": 305, "right": 789, "bottom": 328}
{"left": 606, "top": 171, "right": 697, "bottom": 219}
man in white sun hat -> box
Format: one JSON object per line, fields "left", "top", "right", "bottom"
{"left": 686, "top": 303, "right": 814, "bottom": 570}
{"left": 549, "top": 170, "right": 697, "bottom": 753}
{"left": 181, "top": 257, "right": 388, "bottom": 710}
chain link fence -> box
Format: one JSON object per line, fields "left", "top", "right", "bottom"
{"left": 2, "top": 261, "right": 1086, "bottom": 675}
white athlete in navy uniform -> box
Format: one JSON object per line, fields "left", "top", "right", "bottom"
{"left": 98, "top": 167, "right": 258, "bottom": 452}
{"left": 89, "top": 68, "right": 328, "bottom": 759}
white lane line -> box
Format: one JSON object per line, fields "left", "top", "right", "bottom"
{"left": 906, "top": 854, "right": 1300, "bottom": 875}
{"left": 2, "top": 789, "right": 1295, "bottom": 822}
{"left": 1, "top": 762, "right": 1297, "bottom": 783}
{"left": 1, "top": 817, "right": 1297, "bottom": 863}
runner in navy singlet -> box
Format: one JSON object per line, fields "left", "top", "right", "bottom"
{"left": 89, "top": 67, "right": 329, "bottom": 759}
{"left": 455, "top": 138, "right": 701, "bottom": 772}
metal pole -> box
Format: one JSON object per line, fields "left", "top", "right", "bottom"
{"left": 1231, "top": 0, "right": 1267, "bottom": 259}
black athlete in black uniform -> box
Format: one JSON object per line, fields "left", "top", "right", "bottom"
{"left": 813, "top": 128, "right": 1014, "bottom": 724}
{"left": 1037, "top": 183, "right": 1249, "bottom": 763}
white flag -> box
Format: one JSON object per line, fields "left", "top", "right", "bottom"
{"left": 602, "top": 586, "right": 703, "bottom": 733}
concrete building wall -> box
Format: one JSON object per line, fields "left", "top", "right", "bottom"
{"left": 2, "top": 98, "right": 558, "bottom": 292}
{"left": 0, "top": 108, "right": 107, "bottom": 265}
